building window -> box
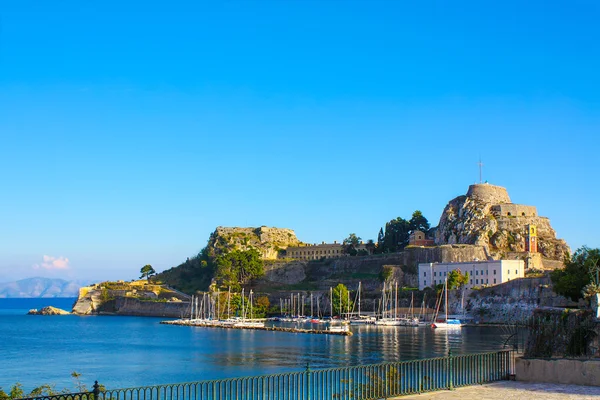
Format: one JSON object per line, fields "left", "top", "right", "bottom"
{"left": 475, "top": 271, "right": 478, "bottom": 276}
{"left": 486, "top": 270, "right": 488, "bottom": 275}
{"left": 493, "top": 270, "right": 496, "bottom": 275}
{"left": 494, "top": 279, "right": 497, "bottom": 284}
{"left": 486, "top": 279, "right": 488, "bottom": 284}
{"left": 434, "top": 272, "right": 437, "bottom": 277}
{"left": 515, "top": 270, "right": 518, "bottom": 275}
{"left": 424, "top": 280, "right": 427, "bottom": 286}
{"left": 424, "top": 272, "right": 427, "bottom": 277}
{"left": 470, "top": 280, "right": 473, "bottom": 284}
{"left": 476, "top": 279, "right": 479, "bottom": 284}
{"left": 507, "top": 270, "right": 510, "bottom": 275}
{"left": 444, "top": 272, "right": 447, "bottom": 276}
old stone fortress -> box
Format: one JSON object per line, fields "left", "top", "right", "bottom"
{"left": 282, "top": 182, "right": 569, "bottom": 290}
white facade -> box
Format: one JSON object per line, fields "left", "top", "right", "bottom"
{"left": 417, "top": 260, "right": 525, "bottom": 290}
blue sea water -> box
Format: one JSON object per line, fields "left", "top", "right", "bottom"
{"left": 0, "top": 298, "right": 516, "bottom": 393}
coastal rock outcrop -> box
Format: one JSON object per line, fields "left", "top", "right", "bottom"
{"left": 434, "top": 183, "right": 569, "bottom": 268}
{"left": 208, "top": 226, "right": 302, "bottom": 260}
{"left": 28, "top": 306, "right": 70, "bottom": 315}
{"left": 72, "top": 280, "right": 190, "bottom": 316}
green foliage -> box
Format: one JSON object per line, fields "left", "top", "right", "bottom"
{"left": 581, "top": 283, "right": 600, "bottom": 299}
{"left": 253, "top": 295, "right": 270, "bottom": 318}
{"left": 140, "top": 264, "right": 156, "bottom": 280}
{"left": 507, "top": 233, "right": 516, "bottom": 245}
{"left": 215, "top": 249, "right": 264, "bottom": 291}
{"left": 376, "top": 228, "right": 385, "bottom": 253}
{"left": 525, "top": 268, "right": 545, "bottom": 277}
{"left": 342, "top": 233, "right": 361, "bottom": 256}
{"left": 379, "top": 266, "right": 393, "bottom": 282}
{"left": 447, "top": 269, "right": 469, "bottom": 290}
{"left": 100, "top": 288, "right": 113, "bottom": 302}
{"left": 9, "top": 384, "right": 23, "bottom": 400}
{"left": 551, "top": 246, "right": 600, "bottom": 301}
{"left": 382, "top": 217, "right": 410, "bottom": 253}
{"left": 332, "top": 283, "right": 353, "bottom": 316}
{"left": 156, "top": 248, "right": 215, "bottom": 293}
{"left": 408, "top": 210, "right": 430, "bottom": 234}
{"left": 0, "top": 371, "right": 105, "bottom": 400}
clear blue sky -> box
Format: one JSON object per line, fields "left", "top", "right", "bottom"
{"left": 1, "top": 1, "right": 599, "bottom": 283}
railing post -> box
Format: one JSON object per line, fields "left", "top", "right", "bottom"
{"left": 447, "top": 349, "right": 454, "bottom": 390}
{"left": 305, "top": 362, "right": 311, "bottom": 400}
{"left": 93, "top": 381, "right": 100, "bottom": 400}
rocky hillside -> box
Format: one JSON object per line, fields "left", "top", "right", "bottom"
{"left": 206, "top": 226, "right": 302, "bottom": 260}
{"left": 434, "top": 183, "right": 569, "bottom": 266}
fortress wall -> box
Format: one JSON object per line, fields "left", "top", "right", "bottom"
{"left": 491, "top": 204, "right": 538, "bottom": 217}
{"left": 114, "top": 297, "right": 188, "bottom": 318}
{"left": 466, "top": 184, "right": 511, "bottom": 204}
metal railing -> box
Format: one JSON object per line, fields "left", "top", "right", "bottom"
{"left": 18, "top": 350, "right": 512, "bottom": 400}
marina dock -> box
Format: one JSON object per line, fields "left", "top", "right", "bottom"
{"left": 160, "top": 319, "right": 353, "bottom": 336}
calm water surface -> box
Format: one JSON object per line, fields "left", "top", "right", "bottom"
{"left": 0, "top": 298, "right": 514, "bottom": 392}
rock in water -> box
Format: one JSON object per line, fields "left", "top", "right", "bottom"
{"left": 27, "top": 306, "right": 70, "bottom": 315}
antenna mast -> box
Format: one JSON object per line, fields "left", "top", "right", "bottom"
{"left": 478, "top": 158, "right": 484, "bottom": 183}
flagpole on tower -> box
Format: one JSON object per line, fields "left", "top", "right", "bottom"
{"left": 478, "top": 158, "right": 484, "bottom": 184}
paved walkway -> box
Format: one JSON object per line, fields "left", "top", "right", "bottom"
{"left": 396, "top": 381, "right": 600, "bottom": 399}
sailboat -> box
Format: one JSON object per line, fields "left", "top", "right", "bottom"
{"left": 431, "top": 278, "right": 462, "bottom": 329}
{"left": 399, "top": 292, "right": 419, "bottom": 327}
{"left": 234, "top": 289, "right": 264, "bottom": 328}
{"left": 375, "top": 281, "right": 402, "bottom": 326}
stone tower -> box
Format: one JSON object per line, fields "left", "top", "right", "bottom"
{"left": 526, "top": 224, "right": 538, "bottom": 253}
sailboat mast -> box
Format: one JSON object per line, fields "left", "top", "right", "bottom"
{"left": 330, "top": 287, "right": 333, "bottom": 317}
{"left": 346, "top": 290, "right": 350, "bottom": 321}
{"left": 394, "top": 281, "right": 398, "bottom": 321}
{"left": 241, "top": 288, "right": 245, "bottom": 320}
{"left": 358, "top": 282, "right": 361, "bottom": 318}
{"left": 445, "top": 278, "right": 448, "bottom": 322}
{"left": 227, "top": 287, "right": 231, "bottom": 319}
{"left": 190, "top": 295, "right": 194, "bottom": 320}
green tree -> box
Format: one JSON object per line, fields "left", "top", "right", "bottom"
{"left": 140, "top": 264, "right": 156, "bottom": 281}
{"left": 447, "top": 269, "right": 470, "bottom": 290}
{"left": 215, "top": 249, "right": 264, "bottom": 290}
{"left": 8, "top": 384, "right": 23, "bottom": 400}
{"left": 332, "top": 283, "right": 353, "bottom": 317}
{"left": 383, "top": 217, "right": 410, "bottom": 253}
{"left": 342, "top": 233, "right": 361, "bottom": 256}
{"left": 376, "top": 227, "right": 385, "bottom": 254}
{"left": 409, "top": 210, "right": 430, "bottom": 234}
{"left": 551, "top": 246, "right": 600, "bottom": 301}
{"left": 254, "top": 295, "right": 271, "bottom": 318}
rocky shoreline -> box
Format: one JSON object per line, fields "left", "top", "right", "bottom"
{"left": 27, "top": 306, "right": 71, "bottom": 315}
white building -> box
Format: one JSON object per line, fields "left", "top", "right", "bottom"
{"left": 417, "top": 260, "right": 525, "bottom": 290}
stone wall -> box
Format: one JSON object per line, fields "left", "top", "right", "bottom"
{"left": 516, "top": 358, "right": 600, "bottom": 386}
{"left": 491, "top": 204, "right": 538, "bottom": 217}
{"left": 466, "top": 183, "right": 511, "bottom": 204}
{"left": 113, "top": 297, "right": 188, "bottom": 318}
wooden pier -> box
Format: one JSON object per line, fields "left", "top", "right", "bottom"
{"left": 160, "top": 319, "right": 353, "bottom": 336}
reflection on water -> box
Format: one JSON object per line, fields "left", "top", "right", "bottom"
{"left": 0, "top": 312, "right": 516, "bottom": 391}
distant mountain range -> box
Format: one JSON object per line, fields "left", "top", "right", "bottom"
{"left": 0, "top": 277, "right": 83, "bottom": 298}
